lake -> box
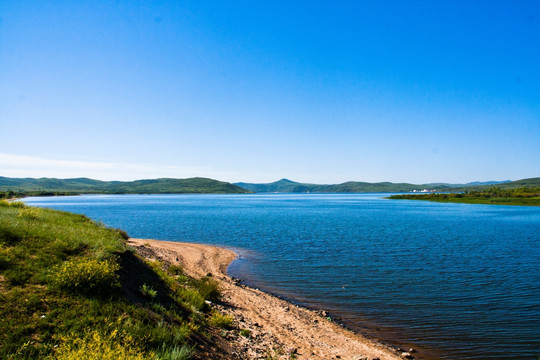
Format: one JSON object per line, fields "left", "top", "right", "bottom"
{"left": 24, "top": 194, "right": 540, "bottom": 360}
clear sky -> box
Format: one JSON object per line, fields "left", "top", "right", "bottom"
{"left": 1, "top": 1, "right": 539, "bottom": 184}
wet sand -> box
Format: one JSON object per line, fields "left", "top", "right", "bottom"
{"left": 128, "top": 238, "right": 408, "bottom": 360}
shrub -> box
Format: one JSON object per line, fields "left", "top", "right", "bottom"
{"left": 4, "top": 268, "right": 32, "bottom": 286}
{"left": 208, "top": 311, "right": 233, "bottom": 329}
{"left": 18, "top": 207, "right": 41, "bottom": 219}
{"left": 0, "top": 244, "right": 12, "bottom": 270}
{"left": 167, "top": 264, "right": 183, "bottom": 276}
{"left": 176, "top": 288, "right": 205, "bottom": 311}
{"left": 50, "top": 258, "right": 120, "bottom": 295}
{"left": 191, "top": 276, "right": 220, "bottom": 303}
{"left": 51, "top": 329, "right": 150, "bottom": 360}
{"left": 114, "top": 229, "right": 129, "bottom": 240}
{"left": 8, "top": 201, "right": 26, "bottom": 208}
{"left": 140, "top": 283, "right": 158, "bottom": 299}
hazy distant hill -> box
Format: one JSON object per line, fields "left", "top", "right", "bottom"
{"left": 234, "top": 178, "right": 538, "bottom": 193}
{"left": 0, "top": 177, "right": 250, "bottom": 194}
{"left": 234, "top": 179, "right": 322, "bottom": 193}
{"left": 425, "top": 180, "right": 511, "bottom": 187}
{"left": 234, "top": 179, "right": 451, "bottom": 193}
{"left": 449, "top": 177, "right": 540, "bottom": 192}
{"left": 501, "top": 177, "right": 540, "bottom": 187}
{"left": 2, "top": 176, "right": 536, "bottom": 195}
{"left": 321, "top": 181, "right": 450, "bottom": 193}
{"left": 463, "top": 180, "right": 511, "bottom": 186}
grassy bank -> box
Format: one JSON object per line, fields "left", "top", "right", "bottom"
{"left": 0, "top": 201, "right": 232, "bottom": 359}
{"left": 388, "top": 187, "right": 540, "bottom": 206}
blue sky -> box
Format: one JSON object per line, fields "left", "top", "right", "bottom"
{"left": 1, "top": 1, "right": 539, "bottom": 183}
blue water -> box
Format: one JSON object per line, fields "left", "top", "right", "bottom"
{"left": 24, "top": 194, "right": 540, "bottom": 360}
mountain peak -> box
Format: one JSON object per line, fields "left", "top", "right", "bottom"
{"left": 276, "top": 178, "right": 296, "bottom": 184}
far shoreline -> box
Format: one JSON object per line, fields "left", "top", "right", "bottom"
{"left": 388, "top": 187, "right": 540, "bottom": 206}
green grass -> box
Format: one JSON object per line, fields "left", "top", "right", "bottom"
{"left": 0, "top": 201, "right": 232, "bottom": 359}
{"left": 389, "top": 186, "right": 540, "bottom": 206}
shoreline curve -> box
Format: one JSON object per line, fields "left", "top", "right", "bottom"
{"left": 128, "top": 238, "right": 407, "bottom": 360}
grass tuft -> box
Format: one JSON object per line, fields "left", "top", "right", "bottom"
{"left": 209, "top": 311, "right": 233, "bottom": 329}
{"left": 154, "top": 343, "right": 194, "bottom": 360}
{"left": 140, "top": 283, "right": 158, "bottom": 299}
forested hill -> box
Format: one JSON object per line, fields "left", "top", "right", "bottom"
{"left": 2, "top": 176, "right": 536, "bottom": 195}
{"left": 234, "top": 178, "right": 538, "bottom": 193}
{"left": 234, "top": 179, "right": 322, "bottom": 193}
{"left": 447, "top": 177, "right": 540, "bottom": 192}
{"left": 0, "top": 177, "right": 250, "bottom": 195}
{"left": 234, "top": 178, "right": 452, "bottom": 193}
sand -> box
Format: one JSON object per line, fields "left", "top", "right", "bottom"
{"left": 128, "top": 238, "right": 407, "bottom": 360}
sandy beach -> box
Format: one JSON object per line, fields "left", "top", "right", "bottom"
{"left": 128, "top": 238, "right": 407, "bottom": 360}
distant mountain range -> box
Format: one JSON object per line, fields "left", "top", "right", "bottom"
{"left": 0, "top": 177, "right": 250, "bottom": 194}
{"left": 426, "top": 180, "right": 511, "bottom": 187}
{"left": 0, "top": 176, "right": 538, "bottom": 195}
{"left": 446, "top": 178, "right": 540, "bottom": 192}
{"left": 234, "top": 178, "right": 522, "bottom": 193}
{"left": 233, "top": 178, "right": 447, "bottom": 193}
